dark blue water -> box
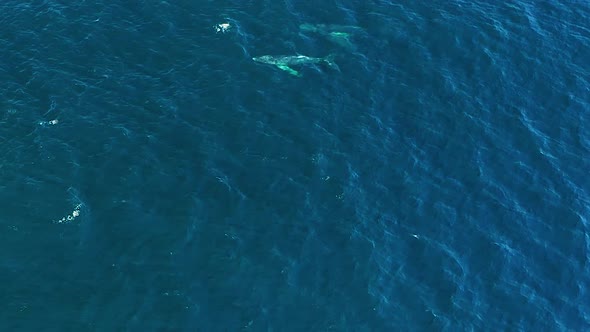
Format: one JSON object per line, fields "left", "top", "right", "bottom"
{"left": 1, "top": 0, "right": 589, "bottom": 330}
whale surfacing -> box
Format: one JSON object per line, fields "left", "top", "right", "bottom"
{"left": 252, "top": 54, "right": 338, "bottom": 76}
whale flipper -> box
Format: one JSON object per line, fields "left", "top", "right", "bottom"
{"left": 277, "top": 64, "right": 301, "bottom": 76}
{"left": 323, "top": 54, "right": 340, "bottom": 71}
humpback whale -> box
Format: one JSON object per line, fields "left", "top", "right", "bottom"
{"left": 252, "top": 54, "right": 338, "bottom": 76}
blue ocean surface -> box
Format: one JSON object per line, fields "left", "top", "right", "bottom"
{"left": 1, "top": 0, "right": 589, "bottom": 330}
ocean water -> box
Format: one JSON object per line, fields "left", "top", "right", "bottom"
{"left": 1, "top": 0, "right": 589, "bottom": 330}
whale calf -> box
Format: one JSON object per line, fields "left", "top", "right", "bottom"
{"left": 299, "top": 23, "right": 363, "bottom": 50}
{"left": 252, "top": 54, "right": 338, "bottom": 76}
{"left": 299, "top": 23, "right": 363, "bottom": 34}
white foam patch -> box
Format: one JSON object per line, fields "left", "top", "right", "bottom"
{"left": 214, "top": 22, "right": 231, "bottom": 33}
{"left": 39, "top": 119, "right": 59, "bottom": 126}
{"left": 55, "top": 204, "right": 82, "bottom": 223}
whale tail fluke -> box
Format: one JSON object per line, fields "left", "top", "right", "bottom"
{"left": 323, "top": 54, "right": 340, "bottom": 71}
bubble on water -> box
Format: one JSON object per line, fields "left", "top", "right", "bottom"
{"left": 39, "top": 119, "right": 59, "bottom": 126}
{"left": 55, "top": 204, "right": 82, "bottom": 224}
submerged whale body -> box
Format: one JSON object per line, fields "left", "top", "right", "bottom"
{"left": 299, "top": 23, "right": 363, "bottom": 50}
{"left": 252, "top": 54, "right": 338, "bottom": 76}
{"left": 299, "top": 23, "right": 363, "bottom": 34}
